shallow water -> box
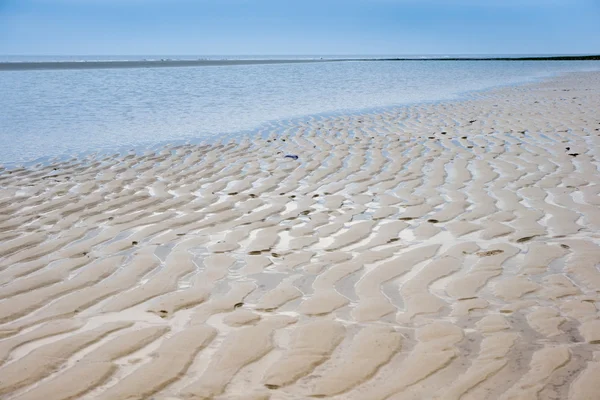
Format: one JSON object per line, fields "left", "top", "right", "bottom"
{"left": 1, "top": 59, "right": 600, "bottom": 164}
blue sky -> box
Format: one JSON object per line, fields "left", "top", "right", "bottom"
{"left": 1, "top": 0, "right": 599, "bottom": 55}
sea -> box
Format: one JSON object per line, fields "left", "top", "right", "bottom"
{"left": 1, "top": 55, "right": 600, "bottom": 166}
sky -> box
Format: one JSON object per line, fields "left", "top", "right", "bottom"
{"left": 0, "top": 0, "right": 599, "bottom": 55}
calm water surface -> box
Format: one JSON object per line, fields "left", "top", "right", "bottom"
{"left": 1, "top": 59, "right": 600, "bottom": 164}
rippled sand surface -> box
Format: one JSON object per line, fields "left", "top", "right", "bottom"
{"left": 1, "top": 71, "right": 600, "bottom": 400}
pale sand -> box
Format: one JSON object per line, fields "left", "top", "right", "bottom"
{"left": 1, "top": 71, "right": 600, "bottom": 400}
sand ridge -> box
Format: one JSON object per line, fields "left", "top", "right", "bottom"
{"left": 0, "top": 71, "right": 600, "bottom": 399}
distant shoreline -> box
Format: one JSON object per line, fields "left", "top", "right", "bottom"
{"left": 1, "top": 55, "right": 599, "bottom": 71}
{"left": 379, "top": 55, "right": 600, "bottom": 61}
{"left": 0, "top": 59, "right": 339, "bottom": 71}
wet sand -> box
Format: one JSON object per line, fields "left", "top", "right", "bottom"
{"left": 1, "top": 71, "right": 600, "bottom": 399}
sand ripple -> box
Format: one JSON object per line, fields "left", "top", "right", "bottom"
{"left": 1, "top": 72, "right": 600, "bottom": 399}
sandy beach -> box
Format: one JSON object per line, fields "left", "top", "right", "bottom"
{"left": 1, "top": 71, "right": 600, "bottom": 399}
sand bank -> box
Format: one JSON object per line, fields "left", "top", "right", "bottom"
{"left": 2, "top": 55, "right": 599, "bottom": 72}
{"left": 1, "top": 71, "right": 600, "bottom": 399}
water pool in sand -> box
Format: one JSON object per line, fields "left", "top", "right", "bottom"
{"left": 2, "top": 58, "right": 600, "bottom": 164}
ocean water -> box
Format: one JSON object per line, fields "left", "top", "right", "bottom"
{"left": 1, "top": 58, "right": 600, "bottom": 165}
